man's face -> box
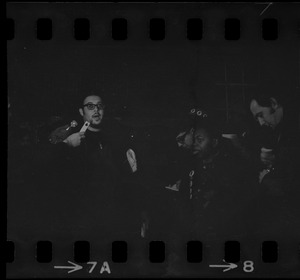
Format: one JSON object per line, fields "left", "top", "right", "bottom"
{"left": 79, "top": 95, "right": 104, "bottom": 127}
{"left": 192, "top": 128, "right": 215, "bottom": 159}
{"left": 250, "top": 99, "right": 282, "bottom": 129}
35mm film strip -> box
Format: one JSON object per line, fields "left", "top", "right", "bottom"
{"left": 5, "top": 239, "right": 299, "bottom": 276}
{"left": 6, "top": 15, "right": 288, "bottom": 41}
{"left": 6, "top": 2, "right": 300, "bottom": 278}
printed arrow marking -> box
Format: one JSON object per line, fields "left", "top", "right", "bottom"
{"left": 54, "top": 261, "right": 83, "bottom": 274}
{"left": 209, "top": 259, "right": 238, "bottom": 272}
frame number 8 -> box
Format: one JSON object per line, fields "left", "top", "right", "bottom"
{"left": 243, "top": 260, "right": 254, "bottom": 272}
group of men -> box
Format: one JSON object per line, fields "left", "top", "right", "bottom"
{"left": 46, "top": 91, "right": 299, "bottom": 265}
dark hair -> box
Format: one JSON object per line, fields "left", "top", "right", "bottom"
{"left": 78, "top": 93, "right": 103, "bottom": 108}
{"left": 192, "top": 119, "right": 221, "bottom": 140}
{"left": 250, "top": 92, "right": 282, "bottom": 108}
{"left": 248, "top": 82, "right": 288, "bottom": 108}
{"left": 186, "top": 107, "right": 222, "bottom": 139}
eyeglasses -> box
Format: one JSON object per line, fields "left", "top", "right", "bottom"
{"left": 83, "top": 103, "right": 105, "bottom": 111}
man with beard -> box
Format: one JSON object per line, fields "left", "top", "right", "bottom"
{"left": 46, "top": 94, "right": 121, "bottom": 240}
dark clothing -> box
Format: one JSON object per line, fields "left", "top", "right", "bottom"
{"left": 43, "top": 124, "right": 121, "bottom": 239}
{"left": 61, "top": 129, "right": 115, "bottom": 188}
{"left": 113, "top": 129, "right": 174, "bottom": 240}
{"left": 258, "top": 108, "right": 300, "bottom": 191}
{"left": 241, "top": 108, "right": 300, "bottom": 240}
{"left": 231, "top": 107, "right": 300, "bottom": 190}
{"left": 157, "top": 142, "right": 256, "bottom": 242}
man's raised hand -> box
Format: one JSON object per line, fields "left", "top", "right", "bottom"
{"left": 63, "top": 132, "right": 85, "bottom": 147}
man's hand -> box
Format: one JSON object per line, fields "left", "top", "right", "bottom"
{"left": 260, "top": 149, "right": 275, "bottom": 167}
{"left": 176, "top": 130, "right": 193, "bottom": 149}
{"left": 63, "top": 132, "right": 85, "bottom": 147}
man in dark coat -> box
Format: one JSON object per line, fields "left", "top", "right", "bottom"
{"left": 249, "top": 91, "right": 300, "bottom": 186}
{"left": 174, "top": 114, "right": 254, "bottom": 240}
{"left": 45, "top": 94, "right": 121, "bottom": 240}
{"left": 160, "top": 110, "right": 256, "bottom": 276}
{"left": 249, "top": 91, "right": 300, "bottom": 239}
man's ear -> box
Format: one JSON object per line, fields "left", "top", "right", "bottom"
{"left": 270, "top": 97, "right": 280, "bottom": 110}
{"left": 79, "top": 108, "right": 83, "bottom": 116}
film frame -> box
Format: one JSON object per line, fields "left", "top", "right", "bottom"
{"left": 5, "top": 1, "right": 300, "bottom": 278}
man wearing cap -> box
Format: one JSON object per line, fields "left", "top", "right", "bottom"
{"left": 163, "top": 109, "right": 254, "bottom": 276}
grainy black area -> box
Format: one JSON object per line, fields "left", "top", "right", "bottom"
{"left": 6, "top": 2, "right": 300, "bottom": 278}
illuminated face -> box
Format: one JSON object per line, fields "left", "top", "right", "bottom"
{"left": 79, "top": 95, "right": 104, "bottom": 128}
{"left": 250, "top": 99, "right": 283, "bottom": 129}
{"left": 192, "top": 128, "right": 215, "bottom": 159}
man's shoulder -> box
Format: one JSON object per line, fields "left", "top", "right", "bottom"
{"left": 281, "top": 121, "right": 300, "bottom": 148}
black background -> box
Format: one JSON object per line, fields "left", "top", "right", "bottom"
{"left": 6, "top": 2, "right": 300, "bottom": 278}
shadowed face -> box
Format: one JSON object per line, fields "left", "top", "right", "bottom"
{"left": 192, "top": 128, "right": 216, "bottom": 159}
{"left": 79, "top": 95, "right": 104, "bottom": 128}
{"left": 250, "top": 99, "right": 283, "bottom": 129}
